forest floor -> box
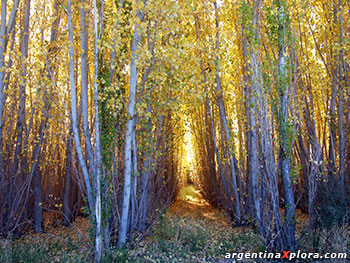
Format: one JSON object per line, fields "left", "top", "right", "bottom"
{"left": 0, "top": 185, "right": 262, "bottom": 262}
{"left": 1, "top": 185, "right": 348, "bottom": 262}
{"left": 115, "top": 184, "right": 263, "bottom": 263}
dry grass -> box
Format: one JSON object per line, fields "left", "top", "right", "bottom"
{"left": 0, "top": 216, "right": 93, "bottom": 263}
{"left": 1, "top": 187, "right": 348, "bottom": 263}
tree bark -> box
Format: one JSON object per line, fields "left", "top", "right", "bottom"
{"left": 117, "top": 4, "right": 144, "bottom": 248}
{"left": 337, "top": 0, "right": 345, "bottom": 204}
{"left": 242, "top": 0, "right": 262, "bottom": 229}
{"left": 12, "top": 0, "right": 30, "bottom": 179}
{"left": 80, "top": 0, "right": 96, "bottom": 178}
{"left": 63, "top": 130, "right": 73, "bottom": 226}
{"left": 93, "top": 0, "right": 103, "bottom": 259}
{"left": 67, "top": 0, "right": 94, "bottom": 212}
{"left": 277, "top": 0, "right": 295, "bottom": 250}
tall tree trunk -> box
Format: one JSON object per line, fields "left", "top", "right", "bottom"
{"left": 117, "top": 4, "right": 144, "bottom": 248}
{"left": 30, "top": 111, "right": 50, "bottom": 233}
{"left": 137, "top": 105, "right": 152, "bottom": 232}
{"left": 328, "top": 0, "right": 339, "bottom": 188}
{"left": 242, "top": 23, "right": 254, "bottom": 218}
{"left": 129, "top": 126, "right": 138, "bottom": 233}
{"left": 135, "top": 23, "right": 158, "bottom": 231}
{"left": 337, "top": 0, "right": 345, "bottom": 204}
{"left": 13, "top": 0, "right": 30, "bottom": 179}
{"left": 32, "top": 154, "right": 43, "bottom": 233}
{"left": 67, "top": 0, "right": 94, "bottom": 212}
{"left": 93, "top": 0, "right": 103, "bottom": 259}
{"left": 204, "top": 106, "right": 218, "bottom": 203}
{"left": 242, "top": 0, "right": 262, "bottom": 230}
{"left": 277, "top": 0, "right": 295, "bottom": 250}
{"left": 80, "top": 0, "right": 96, "bottom": 178}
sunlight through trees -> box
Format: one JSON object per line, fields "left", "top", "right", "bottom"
{"left": 0, "top": 0, "right": 349, "bottom": 261}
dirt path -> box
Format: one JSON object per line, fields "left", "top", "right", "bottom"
{"left": 169, "top": 185, "right": 231, "bottom": 227}
{"left": 122, "top": 185, "right": 260, "bottom": 263}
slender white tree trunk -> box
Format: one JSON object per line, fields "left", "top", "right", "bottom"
{"left": 278, "top": 0, "right": 295, "bottom": 250}
{"left": 248, "top": 0, "right": 262, "bottom": 232}
{"left": 67, "top": 0, "right": 94, "bottom": 211}
{"left": 93, "top": 0, "right": 103, "bottom": 261}
{"left": 80, "top": 0, "right": 96, "bottom": 178}
{"left": 117, "top": 4, "right": 144, "bottom": 248}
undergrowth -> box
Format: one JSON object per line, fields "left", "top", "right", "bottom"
{"left": 105, "top": 212, "right": 262, "bottom": 263}
{"left": 0, "top": 235, "right": 89, "bottom": 263}
{"left": 1, "top": 196, "right": 348, "bottom": 263}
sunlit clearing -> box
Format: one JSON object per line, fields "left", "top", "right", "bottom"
{"left": 184, "top": 121, "right": 194, "bottom": 167}
{"left": 180, "top": 120, "right": 195, "bottom": 185}
{"left": 179, "top": 185, "right": 202, "bottom": 204}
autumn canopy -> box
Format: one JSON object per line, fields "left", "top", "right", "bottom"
{"left": 0, "top": 0, "right": 349, "bottom": 261}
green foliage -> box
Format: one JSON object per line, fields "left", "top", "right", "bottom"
{"left": 152, "top": 215, "right": 213, "bottom": 258}
{"left": 0, "top": 239, "right": 87, "bottom": 263}
{"left": 279, "top": 119, "right": 296, "bottom": 159}
{"left": 265, "top": 5, "right": 279, "bottom": 45}
{"left": 98, "top": 62, "right": 125, "bottom": 169}
{"left": 265, "top": 0, "right": 292, "bottom": 48}
{"left": 239, "top": 1, "right": 254, "bottom": 42}
{"left": 105, "top": 247, "right": 130, "bottom": 263}
{"left": 289, "top": 158, "right": 301, "bottom": 184}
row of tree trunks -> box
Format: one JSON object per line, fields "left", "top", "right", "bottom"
{"left": 192, "top": 0, "right": 298, "bottom": 251}
{"left": 214, "top": 1, "right": 241, "bottom": 225}
{"left": 194, "top": 13, "right": 236, "bottom": 220}
{"left": 67, "top": 0, "right": 103, "bottom": 260}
